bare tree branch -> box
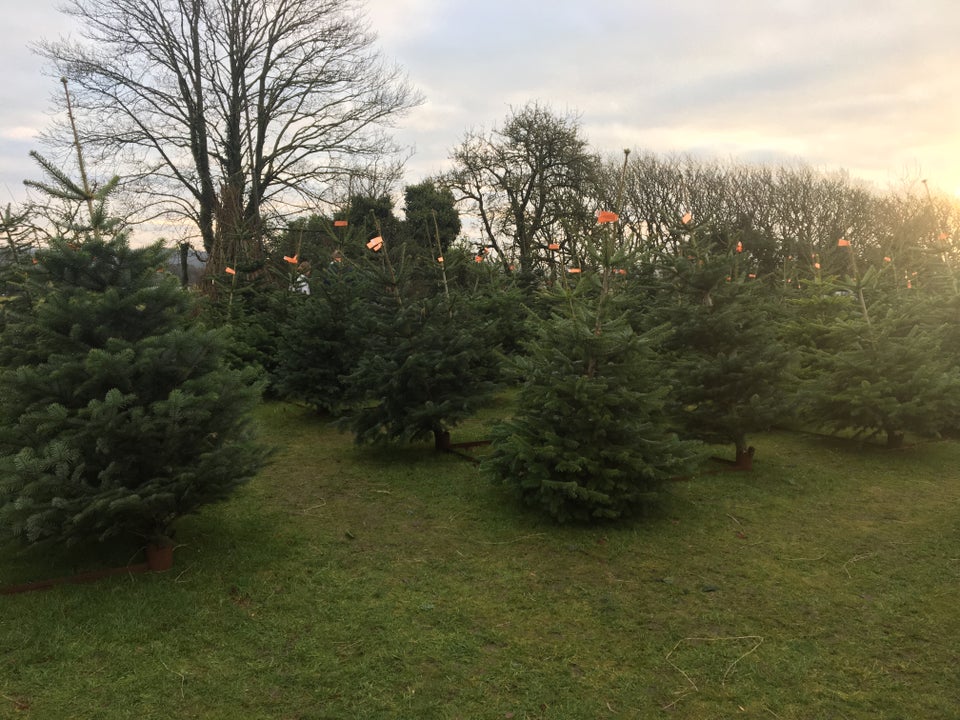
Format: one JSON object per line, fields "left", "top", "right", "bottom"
{"left": 37, "top": 0, "right": 422, "bottom": 251}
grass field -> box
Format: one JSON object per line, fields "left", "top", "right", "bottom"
{"left": 2, "top": 401, "right": 959, "bottom": 719}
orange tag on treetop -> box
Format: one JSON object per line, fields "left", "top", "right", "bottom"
{"left": 597, "top": 211, "right": 619, "bottom": 224}
{"left": 681, "top": 211, "right": 693, "bottom": 224}
{"left": 548, "top": 243, "right": 560, "bottom": 251}
{"left": 736, "top": 241, "right": 743, "bottom": 253}
{"left": 225, "top": 267, "right": 236, "bottom": 275}
{"left": 283, "top": 255, "right": 298, "bottom": 264}
{"left": 837, "top": 238, "right": 851, "bottom": 247}
{"left": 367, "top": 236, "right": 383, "bottom": 252}
{"left": 568, "top": 267, "right": 582, "bottom": 274}
{"left": 334, "top": 220, "right": 348, "bottom": 227}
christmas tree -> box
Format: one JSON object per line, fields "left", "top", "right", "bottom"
{"left": 794, "top": 263, "right": 960, "bottom": 448}
{"left": 0, "top": 159, "right": 269, "bottom": 549}
{"left": 0, "top": 203, "right": 37, "bottom": 330}
{"left": 483, "top": 294, "right": 700, "bottom": 521}
{"left": 338, "top": 234, "right": 501, "bottom": 449}
{"left": 652, "top": 228, "right": 791, "bottom": 468}
{"left": 484, "top": 168, "right": 701, "bottom": 521}
{"left": 274, "top": 253, "right": 365, "bottom": 415}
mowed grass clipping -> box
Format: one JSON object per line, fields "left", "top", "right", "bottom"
{"left": 2, "top": 401, "right": 959, "bottom": 719}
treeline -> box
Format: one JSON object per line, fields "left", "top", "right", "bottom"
{"left": 440, "top": 103, "right": 960, "bottom": 292}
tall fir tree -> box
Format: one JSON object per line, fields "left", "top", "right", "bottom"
{"left": 0, "top": 157, "right": 269, "bottom": 549}
{"left": 401, "top": 180, "right": 462, "bottom": 253}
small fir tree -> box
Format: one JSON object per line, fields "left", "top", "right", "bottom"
{"left": 274, "top": 255, "right": 366, "bottom": 414}
{"left": 484, "top": 165, "right": 701, "bottom": 522}
{"left": 339, "top": 236, "right": 501, "bottom": 449}
{"left": 651, "top": 229, "right": 791, "bottom": 468}
{"left": 197, "top": 274, "right": 292, "bottom": 394}
{"left": 484, "top": 297, "right": 700, "bottom": 522}
{"left": 794, "top": 267, "right": 960, "bottom": 448}
{"left": 0, "top": 226, "right": 270, "bottom": 548}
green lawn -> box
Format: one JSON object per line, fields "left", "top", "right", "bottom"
{"left": 2, "top": 402, "right": 959, "bottom": 719}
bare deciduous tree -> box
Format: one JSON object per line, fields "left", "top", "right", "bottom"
{"left": 441, "top": 103, "right": 599, "bottom": 280}
{"left": 39, "top": 0, "right": 422, "bottom": 254}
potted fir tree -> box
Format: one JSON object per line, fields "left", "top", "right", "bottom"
{"left": 0, "top": 162, "right": 270, "bottom": 569}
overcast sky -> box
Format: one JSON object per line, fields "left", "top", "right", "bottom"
{"left": 3, "top": 0, "right": 960, "bottom": 217}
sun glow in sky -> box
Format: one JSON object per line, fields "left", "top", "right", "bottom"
{"left": 2, "top": 0, "right": 960, "bottom": 220}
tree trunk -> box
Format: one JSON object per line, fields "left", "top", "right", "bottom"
{"left": 197, "top": 191, "right": 217, "bottom": 254}
{"left": 886, "top": 431, "right": 905, "bottom": 449}
{"left": 734, "top": 445, "right": 755, "bottom": 470}
{"left": 179, "top": 242, "right": 190, "bottom": 287}
{"left": 434, "top": 429, "right": 451, "bottom": 452}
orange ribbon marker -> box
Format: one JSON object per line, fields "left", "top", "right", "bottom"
{"left": 283, "top": 254, "right": 298, "bottom": 264}
{"left": 837, "top": 238, "right": 851, "bottom": 247}
{"left": 548, "top": 243, "right": 560, "bottom": 251}
{"left": 366, "top": 236, "right": 383, "bottom": 252}
{"left": 814, "top": 262, "right": 821, "bottom": 270}
{"left": 334, "top": 220, "right": 348, "bottom": 227}
{"left": 474, "top": 255, "right": 483, "bottom": 263}
{"left": 736, "top": 241, "right": 743, "bottom": 253}
{"left": 437, "top": 256, "right": 444, "bottom": 263}
{"left": 884, "top": 256, "right": 892, "bottom": 263}
{"left": 681, "top": 211, "right": 693, "bottom": 225}
{"left": 597, "top": 211, "right": 619, "bottom": 224}
{"left": 225, "top": 267, "right": 236, "bottom": 275}
{"left": 568, "top": 267, "right": 582, "bottom": 274}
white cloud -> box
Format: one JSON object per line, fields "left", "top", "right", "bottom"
{"left": 4, "top": 0, "right": 960, "bottom": 213}
{"left": 0, "top": 126, "right": 40, "bottom": 141}
{"left": 363, "top": 0, "right": 444, "bottom": 48}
